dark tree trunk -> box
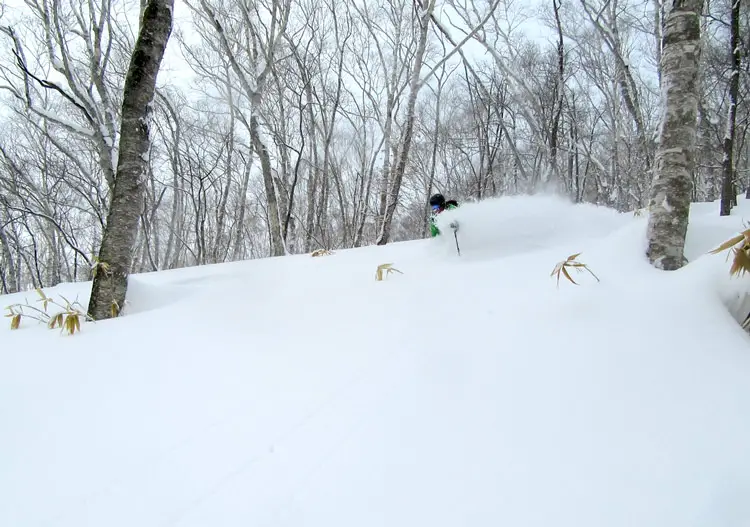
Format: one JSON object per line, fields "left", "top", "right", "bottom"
{"left": 549, "top": 0, "right": 565, "bottom": 184}
{"left": 720, "top": 0, "right": 741, "bottom": 216}
{"left": 87, "top": 0, "right": 174, "bottom": 320}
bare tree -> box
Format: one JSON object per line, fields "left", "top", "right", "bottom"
{"left": 646, "top": 0, "right": 705, "bottom": 270}
{"left": 185, "top": 0, "right": 291, "bottom": 257}
{"left": 0, "top": 0, "right": 133, "bottom": 192}
{"left": 377, "top": 0, "right": 502, "bottom": 244}
{"left": 88, "top": 0, "right": 174, "bottom": 320}
{"left": 375, "top": 0, "right": 437, "bottom": 245}
{"left": 578, "top": 0, "right": 654, "bottom": 171}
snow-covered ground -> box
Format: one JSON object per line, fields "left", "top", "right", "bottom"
{"left": 2, "top": 194, "right": 750, "bottom": 527}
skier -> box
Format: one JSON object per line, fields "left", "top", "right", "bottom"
{"left": 428, "top": 193, "right": 459, "bottom": 237}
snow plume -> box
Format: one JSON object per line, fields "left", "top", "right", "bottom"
{"left": 433, "top": 194, "right": 630, "bottom": 261}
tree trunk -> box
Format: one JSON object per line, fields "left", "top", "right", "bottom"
{"left": 0, "top": 224, "right": 18, "bottom": 293}
{"left": 654, "top": 0, "right": 664, "bottom": 85}
{"left": 302, "top": 73, "right": 319, "bottom": 253}
{"left": 250, "top": 111, "right": 286, "bottom": 257}
{"left": 720, "top": 0, "right": 741, "bottom": 216}
{"left": 424, "top": 79, "right": 443, "bottom": 238}
{"left": 213, "top": 72, "right": 235, "bottom": 262}
{"left": 549, "top": 0, "right": 565, "bottom": 186}
{"left": 646, "top": 0, "right": 704, "bottom": 270}
{"left": 232, "top": 148, "right": 254, "bottom": 261}
{"left": 375, "top": 91, "right": 396, "bottom": 237}
{"left": 87, "top": 0, "right": 174, "bottom": 320}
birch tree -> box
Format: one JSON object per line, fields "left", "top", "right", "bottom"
{"left": 88, "top": 0, "right": 174, "bottom": 320}
{"left": 646, "top": 0, "right": 705, "bottom": 270}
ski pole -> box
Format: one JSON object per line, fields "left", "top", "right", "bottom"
{"left": 451, "top": 223, "right": 461, "bottom": 256}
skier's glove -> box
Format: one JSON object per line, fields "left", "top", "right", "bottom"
{"left": 449, "top": 221, "right": 459, "bottom": 231}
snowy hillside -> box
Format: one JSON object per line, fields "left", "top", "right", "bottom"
{"left": 2, "top": 195, "right": 750, "bottom": 527}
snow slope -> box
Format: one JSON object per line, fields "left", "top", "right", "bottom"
{"left": 2, "top": 195, "right": 750, "bottom": 527}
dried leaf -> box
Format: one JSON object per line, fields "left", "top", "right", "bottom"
{"left": 10, "top": 313, "right": 21, "bottom": 330}
{"left": 729, "top": 246, "right": 750, "bottom": 277}
{"left": 48, "top": 313, "right": 64, "bottom": 329}
{"left": 91, "top": 259, "right": 112, "bottom": 278}
{"left": 562, "top": 266, "right": 578, "bottom": 285}
{"left": 709, "top": 232, "right": 747, "bottom": 254}
{"left": 551, "top": 252, "right": 599, "bottom": 287}
{"left": 36, "top": 288, "right": 50, "bottom": 311}
{"left": 64, "top": 313, "right": 81, "bottom": 335}
{"left": 375, "top": 263, "right": 403, "bottom": 281}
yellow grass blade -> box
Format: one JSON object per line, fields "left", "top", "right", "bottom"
{"left": 551, "top": 252, "right": 599, "bottom": 287}
{"left": 709, "top": 232, "right": 747, "bottom": 254}
{"left": 562, "top": 266, "right": 578, "bottom": 285}
{"left": 48, "top": 313, "right": 64, "bottom": 329}
{"left": 729, "top": 247, "right": 750, "bottom": 277}
{"left": 63, "top": 313, "right": 81, "bottom": 335}
{"left": 35, "top": 288, "right": 51, "bottom": 311}
{"left": 375, "top": 263, "right": 402, "bottom": 281}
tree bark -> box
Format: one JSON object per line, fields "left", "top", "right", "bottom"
{"left": 549, "top": 0, "right": 565, "bottom": 186}
{"left": 232, "top": 149, "right": 254, "bottom": 261}
{"left": 249, "top": 109, "right": 286, "bottom": 257}
{"left": 88, "top": 0, "right": 174, "bottom": 320}
{"left": 646, "top": 0, "right": 704, "bottom": 270}
{"left": 0, "top": 223, "right": 18, "bottom": 294}
{"left": 720, "top": 0, "right": 741, "bottom": 216}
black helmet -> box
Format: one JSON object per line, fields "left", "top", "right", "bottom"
{"left": 429, "top": 193, "right": 446, "bottom": 207}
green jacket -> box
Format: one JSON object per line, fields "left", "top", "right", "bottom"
{"left": 429, "top": 203, "right": 458, "bottom": 237}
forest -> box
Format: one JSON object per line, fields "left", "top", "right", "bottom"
{"left": 0, "top": 0, "right": 743, "bottom": 295}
